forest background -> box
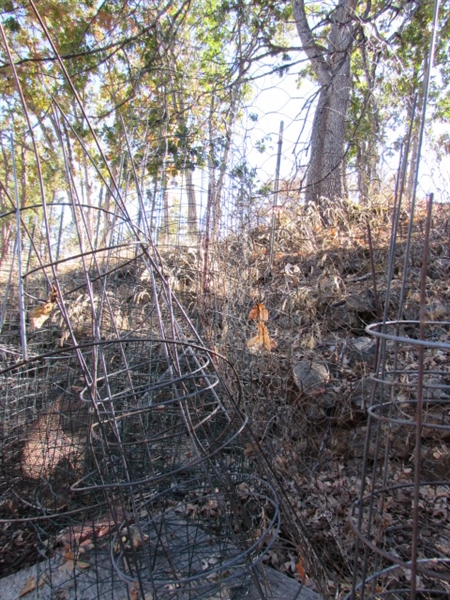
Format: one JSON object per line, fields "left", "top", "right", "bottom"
{"left": 1, "top": 0, "right": 450, "bottom": 260}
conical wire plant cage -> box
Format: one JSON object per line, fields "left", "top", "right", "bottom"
{"left": 0, "top": 6, "right": 330, "bottom": 597}
{"left": 0, "top": 54, "right": 286, "bottom": 600}
{"left": 347, "top": 9, "right": 449, "bottom": 593}
{"left": 0, "top": 231, "right": 287, "bottom": 599}
{"left": 0, "top": 37, "right": 304, "bottom": 600}
{"left": 348, "top": 320, "right": 450, "bottom": 599}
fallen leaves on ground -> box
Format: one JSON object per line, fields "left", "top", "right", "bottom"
{"left": 19, "top": 573, "right": 46, "bottom": 597}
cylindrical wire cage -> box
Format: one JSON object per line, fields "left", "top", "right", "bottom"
{"left": 348, "top": 320, "right": 450, "bottom": 599}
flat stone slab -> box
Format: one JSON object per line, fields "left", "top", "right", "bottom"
{"left": 1, "top": 514, "right": 322, "bottom": 599}
{"left": 248, "top": 567, "right": 322, "bottom": 600}
{"left": 1, "top": 554, "right": 321, "bottom": 599}
{"left": 292, "top": 359, "right": 330, "bottom": 394}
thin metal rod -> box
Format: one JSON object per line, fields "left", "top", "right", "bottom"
{"left": 55, "top": 202, "right": 65, "bottom": 269}
{"left": 268, "top": 120, "right": 284, "bottom": 274}
{"left": 398, "top": 0, "right": 441, "bottom": 322}
{"left": 410, "top": 0, "right": 441, "bottom": 206}
{"left": 410, "top": 192, "right": 433, "bottom": 599}
{"left": 0, "top": 234, "right": 16, "bottom": 334}
{"left": 0, "top": 23, "right": 54, "bottom": 281}
{"left": 10, "top": 133, "right": 27, "bottom": 361}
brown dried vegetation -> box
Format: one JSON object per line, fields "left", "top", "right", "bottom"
{"left": 1, "top": 197, "right": 450, "bottom": 595}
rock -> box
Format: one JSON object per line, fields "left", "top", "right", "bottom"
{"left": 329, "top": 302, "right": 360, "bottom": 331}
{"left": 292, "top": 360, "right": 330, "bottom": 394}
{"left": 347, "top": 336, "right": 377, "bottom": 366}
{"left": 0, "top": 523, "right": 322, "bottom": 600}
{"left": 346, "top": 294, "right": 372, "bottom": 312}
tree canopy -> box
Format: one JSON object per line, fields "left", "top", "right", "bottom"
{"left": 0, "top": 0, "right": 448, "bottom": 256}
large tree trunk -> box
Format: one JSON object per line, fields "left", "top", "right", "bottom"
{"left": 306, "top": 64, "right": 351, "bottom": 206}
{"left": 292, "top": 0, "right": 357, "bottom": 208}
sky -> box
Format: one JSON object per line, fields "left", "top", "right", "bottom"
{"left": 239, "top": 62, "right": 313, "bottom": 183}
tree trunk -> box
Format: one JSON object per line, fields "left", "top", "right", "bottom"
{"left": 357, "top": 44, "right": 382, "bottom": 202}
{"left": 306, "top": 67, "right": 351, "bottom": 206}
{"left": 207, "top": 88, "right": 239, "bottom": 241}
{"left": 292, "top": 0, "right": 357, "bottom": 209}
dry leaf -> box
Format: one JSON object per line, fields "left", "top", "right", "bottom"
{"left": 60, "top": 559, "right": 75, "bottom": 571}
{"left": 60, "top": 557, "right": 90, "bottom": 571}
{"left": 124, "top": 525, "right": 148, "bottom": 549}
{"left": 130, "top": 587, "right": 152, "bottom": 600}
{"left": 29, "top": 302, "right": 55, "bottom": 319}
{"left": 259, "top": 304, "right": 269, "bottom": 322}
{"left": 130, "top": 588, "right": 140, "bottom": 600}
{"left": 19, "top": 576, "right": 38, "bottom": 597}
{"left": 248, "top": 302, "right": 269, "bottom": 322}
{"left": 248, "top": 305, "right": 259, "bottom": 321}
{"left": 247, "top": 303, "right": 275, "bottom": 352}
{"left": 247, "top": 333, "right": 261, "bottom": 350}
{"left": 244, "top": 442, "right": 255, "bottom": 456}
{"left": 29, "top": 286, "right": 58, "bottom": 330}
{"left": 49, "top": 284, "right": 58, "bottom": 304}
{"left": 261, "top": 321, "right": 272, "bottom": 351}
{"left": 305, "top": 334, "right": 316, "bottom": 350}
{"left": 19, "top": 574, "right": 45, "bottom": 597}
{"left": 296, "top": 556, "right": 307, "bottom": 584}
{"left": 247, "top": 322, "right": 274, "bottom": 353}
{"left": 62, "top": 548, "right": 77, "bottom": 561}
{"left": 57, "top": 511, "right": 125, "bottom": 550}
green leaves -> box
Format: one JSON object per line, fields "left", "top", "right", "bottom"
{"left": 3, "top": 16, "right": 20, "bottom": 32}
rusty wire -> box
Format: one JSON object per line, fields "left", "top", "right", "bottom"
{"left": 0, "top": 15, "right": 300, "bottom": 600}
